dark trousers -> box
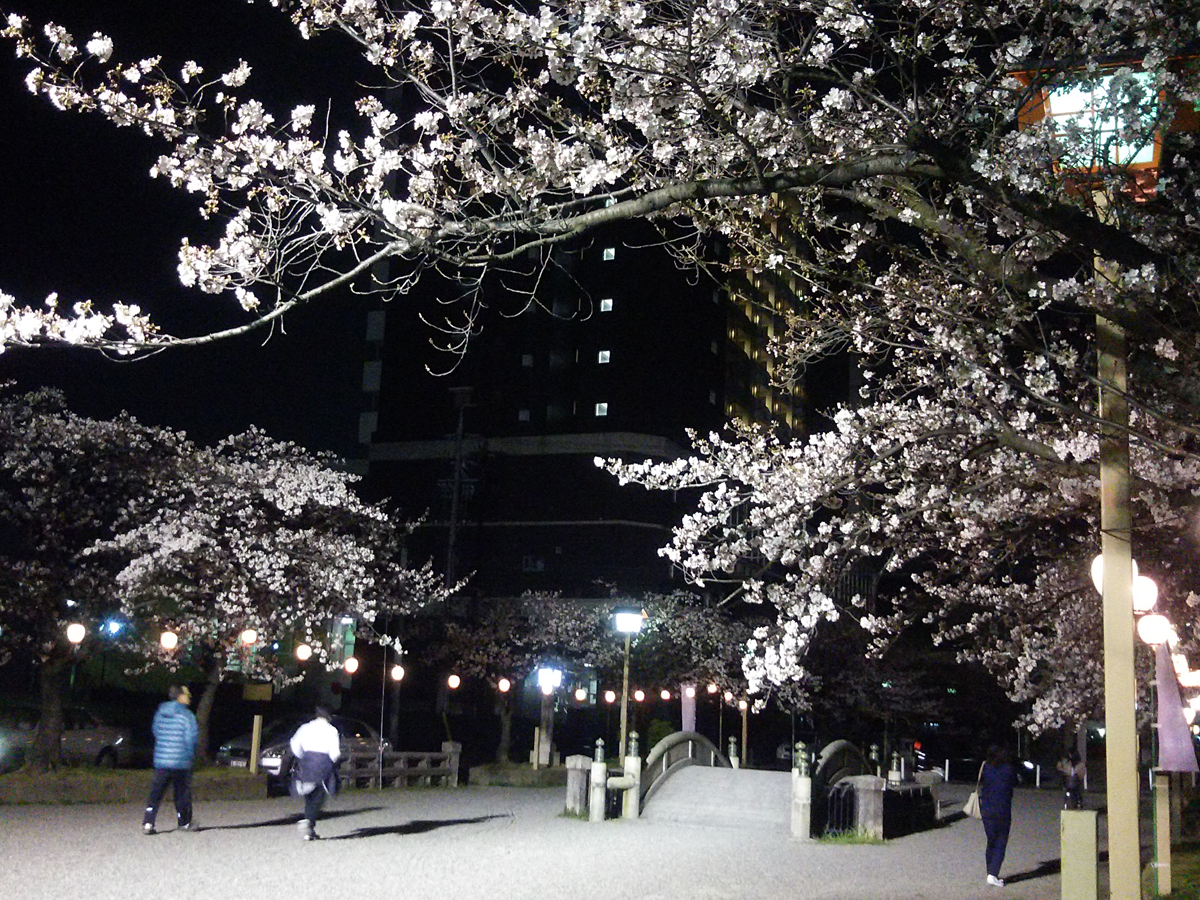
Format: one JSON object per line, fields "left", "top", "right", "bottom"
{"left": 143, "top": 767, "right": 193, "bottom": 828}
{"left": 303, "top": 785, "right": 328, "bottom": 826}
{"left": 983, "top": 814, "right": 1011, "bottom": 878}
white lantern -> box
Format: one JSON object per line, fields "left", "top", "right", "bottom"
{"left": 1137, "top": 613, "right": 1172, "bottom": 646}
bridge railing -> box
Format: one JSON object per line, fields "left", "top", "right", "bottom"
{"left": 640, "top": 731, "right": 731, "bottom": 806}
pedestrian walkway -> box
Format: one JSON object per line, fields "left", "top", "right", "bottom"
{"left": 0, "top": 781, "right": 1088, "bottom": 900}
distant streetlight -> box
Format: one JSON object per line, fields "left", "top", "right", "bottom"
{"left": 295, "top": 643, "right": 313, "bottom": 662}
{"left": 604, "top": 689, "right": 616, "bottom": 704}
{"left": 613, "top": 607, "right": 646, "bottom": 765}
{"left": 536, "top": 666, "right": 562, "bottom": 696}
{"left": 660, "top": 689, "right": 671, "bottom": 701}
{"left": 159, "top": 630, "right": 179, "bottom": 651}
{"left": 1137, "top": 613, "right": 1173, "bottom": 647}
{"left": 447, "top": 673, "right": 461, "bottom": 689}
{"left": 239, "top": 628, "right": 258, "bottom": 646}
{"left": 633, "top": 689, "right": 645, "bottom": 703}
{"left": 497, "top": 677, "right": 511, "bottom": 693}
{"left": 574, "top": 687, "right": 588, "bottom": 702}
{"left": 390, "top": 664, "right": 405, "bottom": 682}
{"left": 65, "top": 623, "right": 86, "bottom": 645}
{"left": 344, "top": 656, "right": 359, "bottom": 675}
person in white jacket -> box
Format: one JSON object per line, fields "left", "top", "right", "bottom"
{"left": 289, "top": 707, "right": 341, "bottom": 840}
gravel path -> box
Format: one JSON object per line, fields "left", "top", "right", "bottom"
{"left": 0, "top": 781, "right": 1096, "bottom": 900}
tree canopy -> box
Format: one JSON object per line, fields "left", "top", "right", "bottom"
{"left": 2, "top": 0, "right": 1199, "bottom": 730}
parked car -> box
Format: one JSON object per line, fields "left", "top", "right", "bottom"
{"left": 215, "top": 715, "right": 388, "bottom": 794}
{"left": 0, "top": 706, "right": 132, "bottom": 772}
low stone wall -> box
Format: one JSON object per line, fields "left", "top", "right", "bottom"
{"left": 469, "top": 762, "right": 568, "bottom": 787}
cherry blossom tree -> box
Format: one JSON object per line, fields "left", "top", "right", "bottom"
{"left": 0, "top": 0, "right": 1192, "bottom": 358}
{"left": 2, "top": 0, "right": 1198, "bottom": 731}
{"left": 0, "top": 387, "right": 193, "bottom": 767}
{"left": 92, "top": 427, "right": 451, "bottom": 758}
{"left": 417, "top": 589, "right": 752, "bottom": 761}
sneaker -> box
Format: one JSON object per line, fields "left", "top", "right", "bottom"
{"left": 142, "top": 823, "right": 155, "bottom": 835}
{"left": 303, "top": 831, "right": 320, "bottom": 841}
{"left": 297, "top": 820, "right": 314, "bottom": 840}
{"left": 179, "top": 822, "right": 200, "bottom": 832}
{"left": 987, "top": 875, "right": 1005, "bottom": 887}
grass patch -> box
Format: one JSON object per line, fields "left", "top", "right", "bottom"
{"left": 0, "top": 765, "right": 264, "bottom": 805}
{"left": 817, "top": 828, "right": 885, "bottom": 845}
{"left": 1144, "top": 841, "right": 1200, "bottom": 900}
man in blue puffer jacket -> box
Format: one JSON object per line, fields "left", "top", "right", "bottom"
{"left": 142, "top": 684, "right": 199, "bottom": 835}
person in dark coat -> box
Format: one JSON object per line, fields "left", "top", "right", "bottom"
{"left": 289, "top": 706, "right": 341, "bottom": 840}
{"left": 142, "top": 684, "right": 199, "bottom": 834}
{"left": 979, "top": 744, "right": 1019, "bottom": 886}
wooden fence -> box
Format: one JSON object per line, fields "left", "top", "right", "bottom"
{"left": 340, "top": 741, "right": 461, "bottom": 789}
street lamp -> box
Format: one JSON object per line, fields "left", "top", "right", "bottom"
{"left": 159, "top": 630, "right": 179, "bottom": 651}
{"left": 613, "top": 607, "right": 646, "bottom": 765}
{"left": 1016, "top": 65, "right": 1191, "bottom": 900}
{"left": 65, "top": 623, "right": 86, "bottom": 646}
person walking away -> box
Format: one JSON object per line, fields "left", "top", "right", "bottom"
{"left": 1057, "top": 749, "right": 1085, "bottom": 809}
{"left": 979, "top": 744, "right": 1019, "bottom": 887}
{"left": 290, "top": 706, "right": 341, "bottom": 841}
{"left": 143, "top": 684, "right": 199, "bottom": 834}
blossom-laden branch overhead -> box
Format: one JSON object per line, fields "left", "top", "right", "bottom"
{"left": 1, "top": 0, "right": 1194, "bottom": 357}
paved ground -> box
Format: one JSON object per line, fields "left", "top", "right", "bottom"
{"left": 0, "top": 781, "right": 1101, "bottom": 900}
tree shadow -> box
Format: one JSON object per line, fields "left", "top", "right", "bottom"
{"left": 200, "top": 807, "right": 388, "bottom": 831}
{"left": 328, "top": 815, "right": 511, "bottom": 840}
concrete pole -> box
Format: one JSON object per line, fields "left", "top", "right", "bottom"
{"left": 1097, "top": 310, "right": 1139, "bottom": 900}
{"left": 619, "top": 634, "right": 631, "bottom": 767}
{"left": 1155, "top": 771, "right": 1172, "bottom": 895}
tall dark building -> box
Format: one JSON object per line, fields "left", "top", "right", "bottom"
{"left": 357, "top": 222, "right": 747, "bottom": 599}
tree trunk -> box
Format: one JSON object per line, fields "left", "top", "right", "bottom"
{"left": 30, "top": 654, "right": 68, "bottom": 770}
{"left": 192, "top": 660, "right": 223, "bottom": 763}
{"left": 495, "top": 692, "right": 513, "bottom": 764}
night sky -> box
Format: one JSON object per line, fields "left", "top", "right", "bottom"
{"left": 0, "top": 0, "right": 373, "bottom": 458}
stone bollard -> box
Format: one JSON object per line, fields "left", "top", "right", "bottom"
{"left": 869, "top": 744, "right": 881, "bottom": 777}
{"left": 1061, "top": 809, "right": 1098, "bottom": 900}
{"left": 622, "top": 733, "right": 641, "bottom": 819}
{"left": 791, "top": 742, "right": 813, "bottom": 842}
{"left": 442, "top": 741, "right": 462, "bottom": 787}
{"left": 728, "top": 736, "right": 739, "bottom": 769}
{"left": 589, "top": 739, "right": 608, "bottom": 823}
{"left": 565, "top": 754, "right": 591, "bottom": 816}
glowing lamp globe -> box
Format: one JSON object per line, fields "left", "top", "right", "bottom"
{"left": 660, "top": 689, "right": 671, "bottom": 701}
{"left": 633, "top": 689, "right": 645, "bottom": 702}
{"left": 160, "top": 631, "right": 179, "bottom": 651}
{"left": 239, "top": 628, "right": 258, "bottom": 646}
{"left": 65, "top": 623, "right": 86, "bottom": 645}
{"left": 343, "top": 656, "right": 359, "bottom": 674}
{"left": 295, "top": 643, "right": 313, "bottom": 661}
{"left": 1137, "top": 613, "right": 1172, "bottom": 646}
{"left": 447, "top": 673, "right": 461, "bottom": 689}
{"left": 604, "top": 690, "right": 616, "bottom": 703}
{"left": 707, "top": 683, "right": 719, "bottom": 694}
{"left": 1132, "top": 575, "right": 1158, "bottom": 614}
{"left": 390, "top": 665, "right": 405, "bottom": 682}
{"left": 497, "top": 677, "right": 511, "bottom": 693}
{"left": 685, "top": 686, "right": 696, "bottom": 699}
{"left": 574, "top": 687, "right": 587, "bottom": 702}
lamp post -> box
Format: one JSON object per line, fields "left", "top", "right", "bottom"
{"left": 614, "top": 608, "right": 645, "bottom": 766}
{"left": 1137, "top": 608, "right": 1173, "bottom": 898}
{"left": 1019, "top": 70, "right": 1175, "bottom": 900}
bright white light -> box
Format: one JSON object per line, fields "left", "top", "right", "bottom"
{"left": 65, "top": 623, "right": 86, "bottom": 645}
{"left": 574, "top": 687, "right": 587, "bottom": 702}
{"left": 723, "top": 691, "right": 734, "bottom": 703}
{"left": 1137, "top": 613, "right": 1172, "bottom": 646}
{"left": 497, "top": 677, "right": 511, "bottom": 693}
{"left": 390, "top": 665, "right": 405, "bottom": 682}
{"left": 1044, "top": 73, "right": 1158, "bottom": 168}
{"left": 160, "top": 631, "right": 179, "bottom": 651}
{"left": 104, "top": 619, "right": 122, "bottom": 636}
{"left": 685, "top": 686, "right": 696, "bottom": 699}
{"left": 295, "top": 643, "right": 313, "bottom": 661}
{"left": 614, "top": 610, "right": 644, "bottom": 634}
{"left": 660, "top": 689, "right": 671, "bottom": 701}
{"left": 738, "top": 699, "right": 748, "bottom": 711}
{"left": 536, "top": 667, "right": 562, "bottom": 691}
{"left": 1186, "top": 707, "right": 1197, "bottom": 725}
{"left": 1133, "top": 575, "right": 1159, "bottom": 614}
{"left": 633, "top": 689, "right": 645, "bottom": 702}
{"left": 344, "top": 656, "right": 359, "bottom": 674}
{"left": 447, "top": 673, "right": 461, "bottom": 689}
{"left": 1173, "top": 653, "right": 1189, "bottom": 677}
{"left": 239, "top": 628, "right": 258, "bottom": 646}
{"left": 707, "top": 683, "right": 719, "bottom": 694}
{"left": 604, "top": 690, "right": 616, "bottom": 703}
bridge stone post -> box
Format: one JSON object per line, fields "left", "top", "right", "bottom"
{"left": 621, "top": 732, "right": 641, "bottom": 819}
{"left": 728, "top": 736, "right": 739, "bottom": 769}
{"left": 589, "top": 739, "right": 608, "bottom": 823}
{"left": 791, "top": 742, "right": 813, "bottom": 842}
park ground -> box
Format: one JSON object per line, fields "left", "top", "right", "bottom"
{"left": 4, "top": 778, "right": 1187, "bottom": 900}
